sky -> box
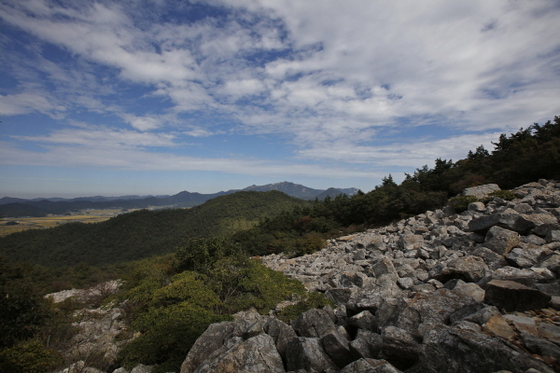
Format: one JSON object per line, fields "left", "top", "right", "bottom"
{"left": 1, "top": 0, "right": 560, "bottom": 198}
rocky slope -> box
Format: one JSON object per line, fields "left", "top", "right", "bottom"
{"left": 181, "top": 180, "right": 560, "bottom": 373}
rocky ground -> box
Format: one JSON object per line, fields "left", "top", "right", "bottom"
{"left": 181, "top": 180, "right": 560, "bottom": 373}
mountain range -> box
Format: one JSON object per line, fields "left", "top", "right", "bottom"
{"left": 0, "top": 182, "right": 359, "bottom": 217}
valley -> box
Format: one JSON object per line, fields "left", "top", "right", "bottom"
{"left": 0, "top": 209, "right": 131, "bottom": 236}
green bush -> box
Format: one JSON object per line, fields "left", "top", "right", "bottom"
{"left": 448, "top": 195, "right": 479, "bottom": 213}
{"left": 277, "top": 292, "right": 334, "bottom": 323}
{"left": 119, "top": 302, "right": 229, "bottom": 373}
{"left": 0, "top": 339, "right": 62, "bottom": 373}
{"left": 488, "top": 189, "right": 516, "bottom": 201}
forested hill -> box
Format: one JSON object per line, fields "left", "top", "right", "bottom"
{"left": 0, "top": 191, "right": 309, "bottom": 267}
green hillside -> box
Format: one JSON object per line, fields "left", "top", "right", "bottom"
{"left": 0, "top": 191, "right": 309, "bottom": 267}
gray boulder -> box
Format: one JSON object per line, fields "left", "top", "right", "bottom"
{"left": 191, "top": 334, "right": 285, "bottom": 373}
{"left": 380, "top": 326, "right": 420, "bottom": 370}
{"left": 285, "top": 337, "right": 338, "bottom": 373}
{"left": 463, "top": 184, "right": 501, "bottom": 199}
{"left": 180, "top": 322, "right": 235, "bottom": 373}
{"left": 291, "top": 308, "right": 336, "bottom": 338}
{"left": 263, "top": 317, "right": 297, "bottom": 361}
{"left": 418, "top": 326, "right": 554, "bottom": 373}
{"left": 340, "top": 358, "right": 403, "bottom": 373}
{"left": 483, "top": 226, "right": 520, "bottom": 255}
{"left": 321, "top": 329, "right": 354, "bottom": 368}
{"left": 349, "top": 329, "right": 383, "bottom": 360}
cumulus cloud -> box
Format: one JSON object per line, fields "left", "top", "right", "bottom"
{"left": 1, "top": 0, "right": 559, "bottom": 189}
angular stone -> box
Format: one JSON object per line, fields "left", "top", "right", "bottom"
{"left": 397, "top": 276, "right": 414, "bottom": 290}
{"left": 483, "top": 226, "right": 520, "bottom": 255}
{"left": 491, "top": 266, "right": 538, "bottom": 286}
{"left": 381, "top": 326, "right": 420, "bottom": 370}
{"left": 263, "top": 317, "right": 297, "bottom": 360}
{"left": 538, "top": 322, "right": 560, "bottom": 345}
{"left": 471, "top": 246, "right": 507, "bottom": 269}
{"left": 348, "top": 310, "right": 377, "bottom": 332}
{"left": 429, "top": 256, "right": 488, "bottom": 283}
{"left": 449, "top": 303, "right": 499, "bottom": 326}
{"left": 325, "top": 288, "right": 353, "bottom": 305}
{"left": 484, "top": 279, "right": 551, "bottom": 312}
{"left": 469, "top": 211, "right": 535, "bottom": 234}
{"left": 349, "top": 329, "right": 383, "bottom": 360}
{"left": 503, "top": 314, "right": 538, "bottom": 336}
{"left": 320, "top": 330, "right": 354, "bottom": 368}
{"left": 372, "top": 257, "right": 398, "bottom": 279}
{"left": 468, "top": 202, "right": 486, "bottom": 212}
{"left": 190, "top": 334, "right": 285, "bottom": 373}
{"left": 450, "top": 279, "right": 485, "bottom": 302}
{"left": 399, "top": 234, "right": 424, "bottom": 251}
{"left": 394, "top": 288, "right": 478, "bottom": 337}
{"left": 521, "top": 332, "right": 560, "bottom": 361}
{"left": 181, "top": 322, "right": 235, "bottom": 373}
{"left": 539, "top": 253, "right": 560, "bottom": 274}
{"left": 291, "top": 308, "right": 336, "bottom": 338}
{"left": 463, "top": 184, "right": 501, "bottom": 199}
{"left": 546, "top": 230, "right": 560, "bottom": 243}
{"left": 285, "top": 337, "right": 338, "bottom": 372}
{"left": 533, "top": 223, "right": 560, "bottom": 238}
{"left": 340, "top": 358, "right": 403, "bottom": 373}
{"left": 505, "top": 247, "right": 539, "bottom": 268}
{"left": 482, "top": 315, "right": 516, "bottom": 341}
{"left": 418, "top": 326, "right": 554, "bottom": 373}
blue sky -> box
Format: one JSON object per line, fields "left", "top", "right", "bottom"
{"left": 1, "top": 0, "right": 559, "bottom": 198}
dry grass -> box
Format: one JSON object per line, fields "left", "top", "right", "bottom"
{"left": 0, "top": 209, "right": 127, "bottom": 236}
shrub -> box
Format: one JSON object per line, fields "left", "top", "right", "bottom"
{"left": 448, "top": 195, "right": 478, "bottom": 213}
{"left": 0, "top": 339, "right": 63, "bottom": 373}
{"left": 488, "top": 190, "right": 516, "bottom": 201}
{"left": 119, "top": 303, "right": 229, "bottom": 373}
{"left": 277, "top": 292, "right": 334, "bottom": 323}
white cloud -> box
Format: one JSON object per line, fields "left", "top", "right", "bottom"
{"left": 13, "top": 125, "right": 177, "bottom": 149}
{"left": 1, "top": 0, "right": 559, "bottom": 187}
{"left": 0, "top": 91, "right": 65, "bottom": 116}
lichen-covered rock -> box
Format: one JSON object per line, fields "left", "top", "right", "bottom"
{"left": 285, "top": 337, "right": 338, "bottom": 372}
{"left": 180, "top": 322, "right": 235, "bottom": 373}
{"left": 191, "top": 334, "right": 285, "bottom": 373}
{"left": 291, "top": 308, "right": 336, "bottom": 338}
{"left": 418, "top": 326, "right": 554, "bottom": 373}
{"left": 483, "top": 226, "right": 520, "bottom": 255}
{"left": 340, "top": 358, "right": 403, "bottom": 373}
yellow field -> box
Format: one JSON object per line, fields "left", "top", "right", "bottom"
{"left": 0, "top": 209, "right": 126, "bottom": 237}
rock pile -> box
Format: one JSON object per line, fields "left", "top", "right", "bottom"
{"left": 182, "top": 180, "right": 560, "bottom": 373}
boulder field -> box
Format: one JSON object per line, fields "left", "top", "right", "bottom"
{"left": 181, "top": 180, "right": 560, "bottom": 373}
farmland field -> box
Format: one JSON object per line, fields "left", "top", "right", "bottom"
{"left": 0, "top": 209, "right": 128, "bottom": 236}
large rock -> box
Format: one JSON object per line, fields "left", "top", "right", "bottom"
{"left": 180, "top": 322, "right": 235, "bottom": 373}
{"left": 483, "top": 225, "right": 520, "bottom": 255}
{"left": 380, "top": 326, "right": 420, "bottom": 370}
{"left": 285, "top": 337, "right": 338, "bottom": 372}
{"left": 340, "top": 358, "right": 403, "bottom": 373}
{"left": 429, "top": 256, "right": 488, "bottom": 283}
{"left": 468, "top": 210, "right": 535, "bottom": 234}
{"left": 463, "top": 184, "right": 501, "bottom": 199}
{"left": 393, "top": 288, "right": 478, "bottom": 337}
{"left": 321, "top": 330, "right": 354, "bottom": 368}
{"left": 349, "top": 329, "right": 383, "bottom": 360}
{"left": 291, "top": 308, "right": 336, "bottom": 338}
{"left": 263, "top": 318, "right": 297, "bottom": 361}
{"left": 190, "top": 334, "right": 285, "bottom": 373}
{"left": 483, "top": 279, "right": 551, "bottom": 312}
{"left": 418, "top": 326, "right": 555, "bottom": 373}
